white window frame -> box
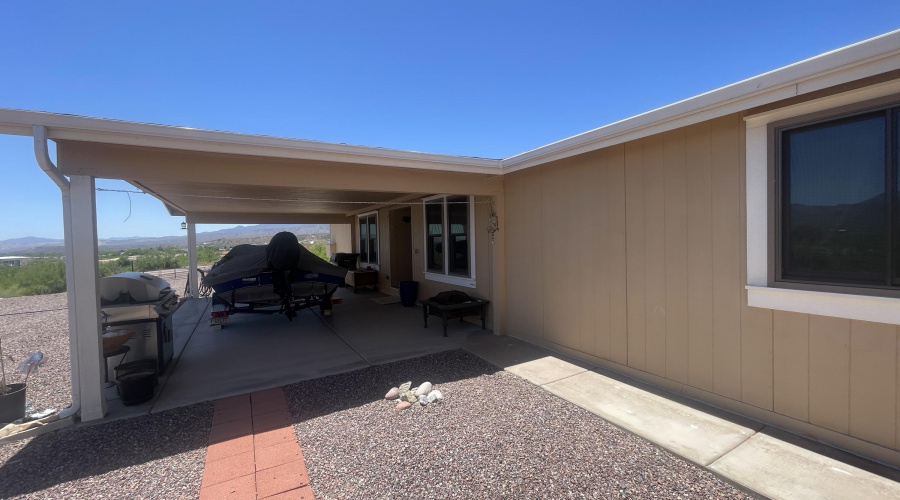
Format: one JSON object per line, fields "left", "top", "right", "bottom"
{"left": 422, "top": 194, "right": 476, "bottom": 288}
{"left": 745, "top": 78, "right": 900, "bottom": 324}
{"left": 357, "top": 211, "right": 379, "bottom": 269}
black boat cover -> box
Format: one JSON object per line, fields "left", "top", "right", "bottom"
{"left": 203, "top": 236, "right": 347, "bottom": 287}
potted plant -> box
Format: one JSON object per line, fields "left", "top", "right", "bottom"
{"left": 0, "top": 339, "right": 43, "bottom": 424}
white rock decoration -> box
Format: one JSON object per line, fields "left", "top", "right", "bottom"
{"left": 415, "top": 382, "right": 432, "bottom": 397}
{"left": 418, "top": 395, "right": 428, "bottom": 405}
{"left": 426, "top": 391, "right": 439, "bottom": 403}
{"left": 428, "top": 390, "right": 443, "bottom": 402}
{"left": 385, "top": 387, "right": 400, "bottom": 400}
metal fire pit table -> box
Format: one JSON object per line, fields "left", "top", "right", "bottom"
{"left": 421, "top": 298, "right": 490, "bottom": 337}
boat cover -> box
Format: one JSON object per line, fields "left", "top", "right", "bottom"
{"left": 203, "top": 242, "right": 347, "bottom": 287}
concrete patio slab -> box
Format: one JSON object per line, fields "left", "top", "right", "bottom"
{"left": 151, "top": 308, "right": 369, "bottom": 412}
{"left": 710, "top": 428, "right": 900, "bottom": 500}
{"left": 544, "top": 370, "right": 760, "bottom": 466}
{"left": 315, "top": 290, "right": 486, "bottom": 365}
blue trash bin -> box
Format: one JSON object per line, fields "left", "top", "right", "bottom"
{"left": 399, "top": 281, "right": 419, "bottom": 307}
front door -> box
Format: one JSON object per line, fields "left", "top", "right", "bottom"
{"left": 389, "top": 207, "right": 413, "bottom": 288}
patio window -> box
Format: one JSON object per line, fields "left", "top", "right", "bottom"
{"left": 358, "top": 211, "right": 378, "bottom": 266}
{"left": 423, "top": 195, "right": 475, "bottom": 287}
{"left": 777, "top": 104, "right": 899, "bottom": 288}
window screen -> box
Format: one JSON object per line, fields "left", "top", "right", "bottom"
{"left": 780, "top": 109, "right": 894, "bottom": 287}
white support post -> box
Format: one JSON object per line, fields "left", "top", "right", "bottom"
{"left": 69, "top": 175, "right": 106, "bottom": 421}
{"left": 187, "top": 218, "right": 198, "bottom": 297}
{"left": 60, "top": 190, "right": 81, "bottom": 415}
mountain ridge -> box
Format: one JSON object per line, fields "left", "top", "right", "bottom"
{"left": 0, "top": 224, "right": 329, "bottom": 254}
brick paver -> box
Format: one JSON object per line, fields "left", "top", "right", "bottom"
{"left": 199, "top": 388, "right": 313, "bottom": 499}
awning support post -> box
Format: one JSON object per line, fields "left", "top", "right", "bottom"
{"left": 187, "top": 217, "right": 198, "bottom": 297}
{"left": 69, "top": 175, "right": 106, "bottom": 421}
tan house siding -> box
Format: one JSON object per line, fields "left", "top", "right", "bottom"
{"left": 503, "top": 111, "right": 900, "bottom": 460}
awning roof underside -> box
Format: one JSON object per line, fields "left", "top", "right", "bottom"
{"left": 56, "top": 139, "right": 503, "bottom": 224}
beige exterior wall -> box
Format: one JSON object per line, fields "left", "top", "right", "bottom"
{"left": 348, "top": 196, "right": 495, "bottom": 326}
{"left": 504, "top": 112, "right": 900, "bottom": 464}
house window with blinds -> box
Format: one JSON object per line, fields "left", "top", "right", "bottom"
{"left": 422, "top": 195, "right": 475, "bottom": 286}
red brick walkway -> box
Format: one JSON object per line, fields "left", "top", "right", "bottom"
{"left": 199, "top": 388, "right": 314, "bottom": 500}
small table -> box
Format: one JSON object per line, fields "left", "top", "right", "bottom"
{"left": 421, "top": 298, "right": 490, "bottom": 337}
{"left": 345, "top": 269, "right": 378, "bottom": 293}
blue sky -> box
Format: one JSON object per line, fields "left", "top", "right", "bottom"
{"left": 1, "top": 1, "right": 898, "bottom": 240}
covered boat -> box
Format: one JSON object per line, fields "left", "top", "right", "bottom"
{"left": 203, "top": 232, "right": 347, "bottom": 324}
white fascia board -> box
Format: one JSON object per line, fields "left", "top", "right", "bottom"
{"left": 0, "top": 108, "right": 502, "bottom": 175}
{"left": 502, "top": 29, "right": 900, "bottom": 173}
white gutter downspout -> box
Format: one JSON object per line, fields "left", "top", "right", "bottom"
{"left": 33, "top": 125, "right": 81, "bottom": 420}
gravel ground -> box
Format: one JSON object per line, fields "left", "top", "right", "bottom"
{"left": 0, "top": 271, "right": 190, "bottom": 413}
{"left": 285, "top": 350, "right": 753, "bottom": 500}
{"left": 0, "top": 401, "right": 213, "bottom": 499}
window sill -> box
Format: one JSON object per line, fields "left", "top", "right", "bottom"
{"left": 358, "top": 263, "right": 379, "bottom": 271}
{"left": 746, "top": 285, "right": 900, "bottom": 325}
{"left": 424, "top": 272, "right": 476, "bottom": 288}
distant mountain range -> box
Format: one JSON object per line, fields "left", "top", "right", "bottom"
{"left": 0, "top": 224, "right": 330, "bottom": 255}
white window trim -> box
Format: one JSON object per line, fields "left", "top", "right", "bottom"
{"left": 422, "top": 194, "right": 476, "bottom": 288}
{"left": 745, "top": 78, "right": 900, "bottom": 324}
{"left": 357, "top": 210, "right": 379, "bottom": 269}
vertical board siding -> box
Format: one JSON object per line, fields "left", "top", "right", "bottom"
{"left": 685, "top": 122, "right": 714, "bottom": 392}
{"left": 664, "top": 129, "right": 689, "bottom": 384}
{"left": 504, "top": 173, "right": 530, "bottom": 338}
{"left": 591, "top": 150, "right": 610, "bottom": 358}
{"left": 710, "top": 114, "right": 743, "bottom": 400}
{"left": 773, "top": 311, "right": 810, "bottom": 421}
{"left": 643, "top": 134, "right": 668, "bottom": 378}
{"left": 849, "top": 321, "right": 897, "bottom": 448}
{"left": 503, "top": 110, "right": 900, "bottom": 453}
{"left": 625, "top": 141, "right": 647, "bottom": 370}
{"left": 608, "top": 145, "right": 629, "bottom": 366}
{"left": 809, "top": 316, "right": 850, "bottom": 434}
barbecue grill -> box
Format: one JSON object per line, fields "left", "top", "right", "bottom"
{"left": 99, "top": 272, "right": 180, "bottom": 375}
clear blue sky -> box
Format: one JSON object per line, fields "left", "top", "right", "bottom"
{"left": 1, "top": 1, "right": 898, "bottom": 240}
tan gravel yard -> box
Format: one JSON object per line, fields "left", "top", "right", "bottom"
{"left": 285, "top": 350, "right": 753, "bottom": 500}
{"left": 0, "top": 403, "right": 213, "bottom": 499}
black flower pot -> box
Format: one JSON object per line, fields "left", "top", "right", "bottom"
{"left": 0, "top": 383, "right": 26, "bottom": 424}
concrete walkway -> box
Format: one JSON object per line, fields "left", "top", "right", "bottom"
{"left": 463, "top": 335, "right": 900, "bottom": 500}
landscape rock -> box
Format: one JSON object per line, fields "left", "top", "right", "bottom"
{"left": 398, "top": 381, "right": 411, "bottom": 393}
{"left": 404, "top": 392, "right": 418, "bottom": 403}
{"left": 426, "top": 391, "right": 439, "bottom": 403}
{"left": 385, "top": 387, "right": 400, "bottom": 400}
{"left": 396, "top": 401, "right": 411, "bottom": 410}
{"left": 415, "top": 382, "right": 432, "bottom": 396}
{"left": 418, "top": 395, "right": 428, "bottom": 405}
{"left": 430, "top": 390, "right": 443, "bottom": 401}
